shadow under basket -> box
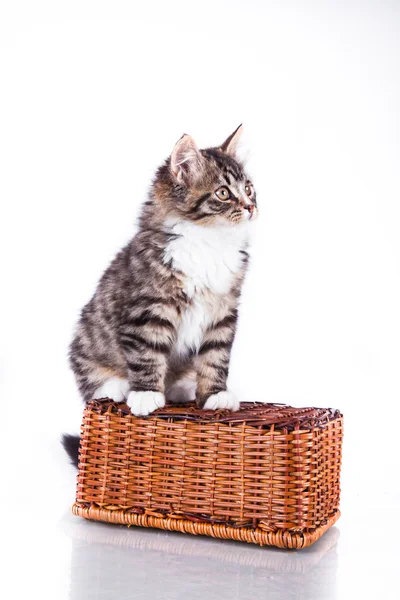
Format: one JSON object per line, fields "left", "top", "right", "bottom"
{"left": 72, "top": 400, "right": 343, "bottom": 549}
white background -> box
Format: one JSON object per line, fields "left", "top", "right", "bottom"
{"left": 1, "top": 2, "right": 399, "bottom": 599}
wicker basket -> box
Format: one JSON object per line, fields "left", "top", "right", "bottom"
{"left": 72, "top": 399, "right": 343, "bottom": 549}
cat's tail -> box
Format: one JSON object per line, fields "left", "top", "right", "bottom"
{"left": 61, "top": 433, "right": 80, "bottom": 468}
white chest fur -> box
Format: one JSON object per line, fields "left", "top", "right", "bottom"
{"left": 163, "top": 219, "right": 250, "bottom": 355}
{"left": 163, "top": 220, "right": 250, "bottom": 296}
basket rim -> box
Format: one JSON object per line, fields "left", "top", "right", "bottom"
{"left": 86, "top": 399, "right": 343, "bottom": 431}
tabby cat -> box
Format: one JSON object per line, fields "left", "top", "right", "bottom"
{"left": 69, "top": 125, "right": 257, "bottom": 418}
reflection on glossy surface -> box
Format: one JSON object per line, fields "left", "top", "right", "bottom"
{"left": 61, "top": 514, "right": 340, "bottom": 600}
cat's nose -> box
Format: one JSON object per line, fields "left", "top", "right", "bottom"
{"left": 245, "top": 204, "right": 255, "bottom": 216}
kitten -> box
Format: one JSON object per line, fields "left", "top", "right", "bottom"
{"left": 69, "top": 125, "right": 257, "bottom": 417}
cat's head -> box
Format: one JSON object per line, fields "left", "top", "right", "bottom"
{"left": 153, "top": 125, "right": 257, "bottom": 227}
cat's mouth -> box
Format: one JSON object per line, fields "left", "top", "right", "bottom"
{"left": 242, "top": 205, "right": 257, "bottom": 222}
{"left": 247, "top": 208, "right": 256, "bottom": 220}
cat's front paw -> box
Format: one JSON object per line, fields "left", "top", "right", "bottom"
{"left": 127, "top": 391, "right": 165, "bottom": 416}
{"left": 203, "top": 391, "right": 240, "bottom": 411}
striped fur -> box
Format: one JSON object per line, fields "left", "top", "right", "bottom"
{"left": 69, "top": 126, "right": 258, "bottom": 415}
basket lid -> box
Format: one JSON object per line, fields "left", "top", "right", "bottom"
{"left": 87, "top": 399, "right": 342, "bottom": 431}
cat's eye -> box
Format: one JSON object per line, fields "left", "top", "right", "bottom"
{"left": 215, "top": 186, "right": 231, "bottom": 201}
{"left": 245, "top": 184, "right": 252, "bottom": 197}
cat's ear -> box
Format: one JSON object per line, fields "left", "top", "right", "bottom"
{"left": 170, "top": 134, "right": 204, "bottom": 185}
{"left": 220, "top": 124, "right": 243, "bottom": 158}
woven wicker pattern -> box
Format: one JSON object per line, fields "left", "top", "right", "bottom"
{"left": 73, "top": 400, "right": 343, "bottom": 548}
